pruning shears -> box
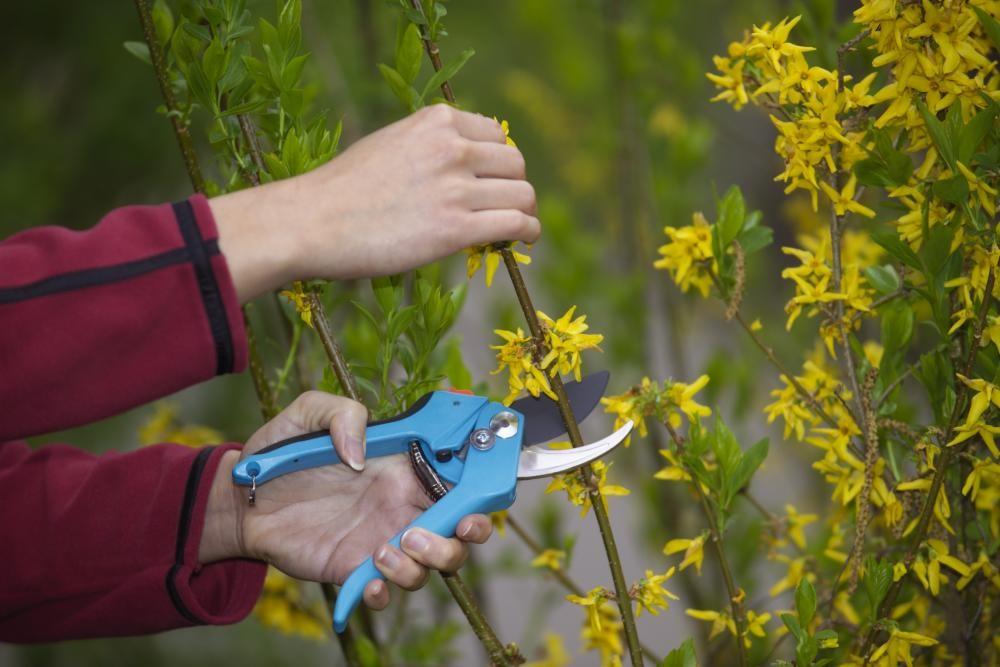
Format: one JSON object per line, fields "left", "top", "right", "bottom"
{"left": 232, "top": 371, "right": 632, "bottom": 633}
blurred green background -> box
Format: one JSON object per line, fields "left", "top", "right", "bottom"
{"left": 1, "top": 0, "right": 848, "bottom": 664}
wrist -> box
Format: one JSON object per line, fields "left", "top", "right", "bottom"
{"left": 198, "top": 449, "right": 248, "bottom": 564}
{"left": 210, "top": 181, "right": 300, "bottom": 302}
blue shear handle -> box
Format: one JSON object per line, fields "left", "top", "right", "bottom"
{"left": 333, "top": 485, "right": 501, "bottom": 633}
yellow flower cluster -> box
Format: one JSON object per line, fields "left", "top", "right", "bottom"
{"left": 630, "top": 567, "right": 679, "bottom": 617}
{"left": 138, "top": 403, "right": 223, "bottom": 447}
{"left": 600, "top": 374, "right": 712, "bottom": 444}
{"left": 279, "top": 281, "right": 313, "bottom": 328}
{"left": 254, "top": 568, "right": 329, "bottom": 640}
{"left": 565, "top": 588, "right": 623, "bottom": 667}
{"left": 653, "top": 211, "right": 717, "bottom": 297}
{"left": 492, "top": 306, "right": 603, "bottom": 404}
{"left": 545, "top": 453, "right": 630, "bottom": 517}
{"left": 531, "top": 548, "right": 566, "bottom": 572}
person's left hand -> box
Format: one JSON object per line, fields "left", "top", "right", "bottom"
{"left": 200, "top": 391, "right": 493, "bottom": 610}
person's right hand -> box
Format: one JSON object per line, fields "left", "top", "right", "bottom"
{"left": 212, "top": 105, "right": 540, "bottom": 302}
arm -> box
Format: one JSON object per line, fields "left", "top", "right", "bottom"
{"left": 0, "top": 196, "right": 246, "bottom": 441}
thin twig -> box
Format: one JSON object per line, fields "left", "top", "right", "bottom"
{"left": 663, "top": 419, "right": 748, "bottom": 667}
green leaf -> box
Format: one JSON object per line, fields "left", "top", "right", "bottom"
{"left": 378, "top": 63, "right": 418, "bottom": 111}
{"left": 881, "top": 301, "right": 915, "bottom": 364}
{"left": 660, "top": 638, "right": 697, "bottom": 667}
{"left": 420, "top": 48, "right": 475, "bottom": 102}
{"left": 932, "top": 174, "right": 970, "bottom": 205}
{"left": 861, "top": 556, "right": 893, "bottom": 619}
{"left": 917, "top": 100, "right": 956, "bottom": 169}
{"left": 716, "top": 185, "right": 746, "bottom": 247}
{"left": 441, "top": 339, "right": 472, "bottom": 390}
{"left": 282, "top": 53, "right": 309, "bottom": 90}
{"left": 728, "top": 437, "right": 768, "bottom": 509}
{"left": 870, "top": 226, "right": 922, "bottom": 270}
{"left": 736, "top": 224, "right": 773, "bottom": 255}
{"left": 853, "top": 157, "right": 892, "bottom": 188}
{"left": 123, "top": 41, "right": 151, "bottom": 65}
{"left": 396, "top": 23, "right": 423, "bottom": 84}
{"left": 863, "top": 265, "right": 901, "bottom": 295}
{"left": 796, "top": 635, "right": 819, "bottom": 667}
{"left": 795, "top": 577, "right": 817, "bottom": 627}
{"left": 151, "top": 0, "right": 174, "bottom": 46}
{"left": 780, "top": 612, "right": 803, "bottom": 640}
{"left": 958, "top": 104, "right": 997, "bottom": 163}
{"left": 973, "top": 6, "right": 1000, "bottom": 53}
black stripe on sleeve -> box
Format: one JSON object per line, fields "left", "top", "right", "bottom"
{"left": 166, "top": 445, "right": 216, "bottom": 625}
{"left": 0, "top": 242, "right": 218, "bottom": 305}
{"left": 172, "top": 200, "right": 235, "bottom": 375}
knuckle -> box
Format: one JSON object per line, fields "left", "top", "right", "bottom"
{"left": 424, "top": 103, "right": 455, "bottom": 125}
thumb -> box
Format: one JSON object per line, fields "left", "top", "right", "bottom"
{"left": 290, "top": 391, "right": 369, "bottom": 472}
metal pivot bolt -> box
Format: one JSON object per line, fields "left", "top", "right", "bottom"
{"left": 470, "top": 428, "right": 495, "bottom": 450}
{"left": 489, "top": 411, "right": 519, "bottom": 439}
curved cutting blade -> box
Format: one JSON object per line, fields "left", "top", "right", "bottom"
{"left": 509, "top": 370, "right": 610, "bottom": 447}
{"left": 516, "top": 421, "right": 633, "bottom": 479}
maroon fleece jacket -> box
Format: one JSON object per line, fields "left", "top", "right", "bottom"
{"left": 0, "top": 195, "right": 267, "bottom": 642}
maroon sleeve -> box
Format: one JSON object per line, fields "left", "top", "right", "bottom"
{"left": 0, "top": 194, "right": 248, "bottom": 441}
{"left": 0, "top": 440, "right": 267, "bottom": 642}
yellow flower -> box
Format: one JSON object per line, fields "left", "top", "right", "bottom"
{"left": 654, "top": 449, "right": 692, "bottom": 483}
{"left": 962, "top": 459, "right": 1000, "bottom": 502}
{"left": 750, "top": 318, "right": 763, "bottom": 331}
{"left": 254, "top": 568, "right": 329, "bottom": 640}
{"left": 911, "top": 538, "right": 971, "bottom": 596}
{"left": 685, "top": 608, "right": 737, "bottom": 640}
{"left": 495, "top": 117, "right": 517, "bottom": 147}
{"left": 870, "top": 628, "right": 938, "bottom": 667}
{"left": 492, "top": 326, "right": 554, "bottom": 403}
{"left": 139, "top": 403, "right": 223, "bottom": 447}
{"left": 531, "top": 548, "right": 566, "bottom": 572}
{"left": 566, "top": 587, "right": 610, "bottom": 635}
{"left": 769, "top": 555, "right": 810, "bottom": 597}
{"left": 538, "top": 306, "right": 604, "bottom": 382}
{"left": 746, "top": 16, "right": 815, "bottom": 74}
{"left": 466, "top": 243, "right": 531, "bottom": 287}
{"left": 664, "top": 375, "right": 712, "bottom": 427}
{"left": 663, "top": 533, "right": 708, "bottom": 575}
{"left": 631, "top": 567, "right": 679, "bottom": 617}
{"left": 279, "top": 281, "right": 314, "bottom": 329}
{"left": 784, "top": 504, "right": 818, "bottom": 549}
{"left": 893, "top": 562, "right": 908, "bottom": 582}
{"left": 654, "top": 212, "right": 717, "bottom": 297}
{"left": 947, "top": 375, "right": 1000, "bottom": 457}
{"left": 491, "top": 510, "right": 508, "bottom": 537}
{"left": 743, "top": 610, "right": 772, "bottom": 647}
{"left": 580, "top": 600, "right": 623, "bottom": 667}
{"left": 524, "top": 633, "right": 572, "bottom": 667}
{"left": 545, "top": 459, "right": 630, "bottom": 517}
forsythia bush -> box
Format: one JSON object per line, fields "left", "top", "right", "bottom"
{"left": 131, "top": 0, "right": 1000, "bottom": 665}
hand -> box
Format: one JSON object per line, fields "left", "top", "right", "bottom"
{"left": 199, "top": 391, "right": 493, "bottom": 610}
{"left": 212, "top": 105, "right": 540, "bottom": 302}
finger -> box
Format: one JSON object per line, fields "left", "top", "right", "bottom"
{"left": 400, "top": 528, "right": 468, "bottom": 572}
{"left": 291, "top": 391, "right": 369, "bottom": 471}
{"left": 363, "top": 579, "right": 390, "bottom": 611}
{"left": 451, "top": 109, "right": 506, "bottom": 143}
{"left": 465, "top": 142, "right": 526, "bottom": 179}
{"left": 374, "top": 544, "right": 430, "bottom": 591}
{"left": 462, "top": 179, "right": 537, "bottom": 215}
{"left": 465, "top": 209, "right": 541, "bottom": 245}
{"left": 456, "top": 514, "right": 493, "bottom": 544}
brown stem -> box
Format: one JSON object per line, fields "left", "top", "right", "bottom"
{"left": 663, "top": 420, "right": 748, "bottom": 667}
{"left": 405, "top": 3, "right": 642, "bottom": 662}
{"left": 858, "top": 268, "right": 995, "bottom": 660}
{"left": 307, "top": 293, "right": 363, "bottom": 402}
{"left": 442, "top": 574, "right": 518, "bottom": 666}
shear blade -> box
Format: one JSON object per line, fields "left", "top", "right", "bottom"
{"left": 516, "top": 421, "right": 633, "bottom": 480}
{"left": 509, "top": 371, "right": 610, "bottom": 446}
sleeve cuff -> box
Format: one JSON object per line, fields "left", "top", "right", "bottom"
{"left": 176, "top": 194, "right": 248, "bottom": 376}
{"left": 168, "top": 444, "right": 266, "bottom": 626}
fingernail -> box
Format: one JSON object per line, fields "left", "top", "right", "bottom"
{"left": 377, "top": 546, "right": 399, "bottom": 569}
{"left": 344, "top": 432, "right": 365, "bottom": 472}
{"left": 459, "top": 523, "right": 474, "bottom": 540}
{"left": 402, "top": 529, "right": 429, "bottom": 554}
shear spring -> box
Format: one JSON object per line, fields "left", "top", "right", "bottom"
{"left": 248, "top": 474, "right": 257, "bottom": 506}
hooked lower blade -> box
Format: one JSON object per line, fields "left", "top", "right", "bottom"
{"left": 516, "top": 421, "right": 633, "bottom": 479}
{"left": 509, "top": 370, "right": 610, "bottom": 447}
